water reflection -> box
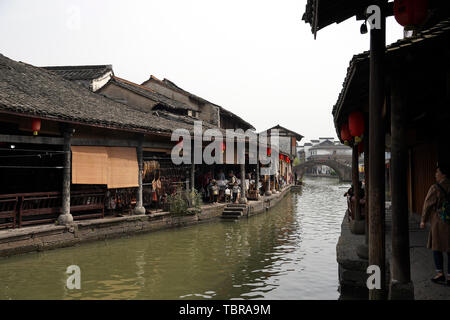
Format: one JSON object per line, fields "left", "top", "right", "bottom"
{"left": 0, "top": 177, "right": 348, "bottom": 300}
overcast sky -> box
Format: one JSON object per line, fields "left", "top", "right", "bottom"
{"left": 0, "top": 1, "right": 404, "bottom": 143}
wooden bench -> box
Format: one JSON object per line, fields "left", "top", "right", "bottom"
{"left": 0, "top": 194, "right": 19, "bottom": 229}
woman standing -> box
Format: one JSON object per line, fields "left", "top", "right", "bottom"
{"left": 420, "top": 164, "right": 450, "bottom": 285}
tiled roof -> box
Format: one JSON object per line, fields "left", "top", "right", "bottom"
{"left": 143, "top": 75, "right": 256, "bottom": 130}
{"left": 302, "top": 1, "right": 450, "bottom": 37}
{"left": 332, "top": 17, "right": 450, "bottom": 139}
{"left": 260, "top": 124, "right": 303, "bottom": 141}
{"left": 109, "top": 76, "right": 194, "bottom": 111}
{"left": 43, "top": 65, "right": 113, "bottom": 80}
{"left": 0, "top": 54, "right": 212, "bottom": 135}
{"left": 302, "top": 0, "right": 376, "bottom": 37}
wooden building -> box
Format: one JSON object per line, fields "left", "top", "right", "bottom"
{"left": 0, "top": 53, "right": 203, "bottom": 228}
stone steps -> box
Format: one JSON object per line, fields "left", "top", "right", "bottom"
{"left": 221, "top": 204, "right": 247, "bottom": 220}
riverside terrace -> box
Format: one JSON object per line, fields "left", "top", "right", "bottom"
{"left": 0, "top": 53, "right": 302, "bottom": 233}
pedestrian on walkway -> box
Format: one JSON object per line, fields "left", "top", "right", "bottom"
{"left": 420, "top": 164, "right": 450, "bottom": 285}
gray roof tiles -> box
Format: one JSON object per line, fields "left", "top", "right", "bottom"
{"left": 43, "top": 65, "right": 113, "bottom": 81}
{"left": 0, "top": 54, "right": 213, "bottom": 135}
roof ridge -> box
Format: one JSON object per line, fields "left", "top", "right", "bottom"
{"left": 112, "top": 75, "right": 159, "bottom": 94}
{"left": 43, "top": 64, "right": 112, "bottom": 70}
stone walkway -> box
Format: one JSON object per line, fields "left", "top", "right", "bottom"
{"left": 338, "top": 203, "right": 450, "bottom": 299}
{"left": 404, "top": 213, "right": 450, "bottom": 300}
{"left": 385, "top": 204, "right": 449, "bottom": 299}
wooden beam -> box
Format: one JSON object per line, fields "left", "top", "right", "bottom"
{"left": 0, "top": 134, "right": 174, "bottom": 149}
{"left": 0, "top": 134, "right": 64, "bottom": 145}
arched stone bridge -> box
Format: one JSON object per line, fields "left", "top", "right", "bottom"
{"left": 294, "top": 159, "right": 352, "bottom": 182}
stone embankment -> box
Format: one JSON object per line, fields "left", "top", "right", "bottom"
{"left": 0, "top": 186, "right": 293, "bottom": 258}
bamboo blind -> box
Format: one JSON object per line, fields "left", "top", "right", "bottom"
{"left": 71, "top": 146, "right": 138, "bottom": 189}
{"left": 71, "top": 146, "right": 109, "bottom": 185}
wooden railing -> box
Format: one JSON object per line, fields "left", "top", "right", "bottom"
{"left": 19, "top": 192, "right": 62, "bottom": 227}
{"left": 0, "top": 194, "right": 19, "bottom": 229}
{"left": 0, "top": 190, "right": 106, "bottom": 228}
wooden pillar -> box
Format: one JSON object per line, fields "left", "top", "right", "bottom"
{"left": 368, "top": 0, "right": 387, "bottom": 300}
{"left": 364, "top": 120, "right": 370, "bottom": 246}
{"left": 352, "top": 144, "right": 361, "bottom": 220}
{"left": 58, "top": 129, "right": 74, "bottom": 225}
{"left": 356, "top": 118, "right": 370, "bottom": 259}
{"left": 135, "top": 137, "right": 145, "bottom": 215}
{"left": 351, "top": 143, "right": 365, "bottom": 235}
{"left": 389, "top": 76, "right": 413, "bottom": 298}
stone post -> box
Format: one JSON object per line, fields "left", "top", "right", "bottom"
{"left": 134, "top": 137, "right": 146, "bottom": 215}
{"left": 58, "top": 129, "right": 74, "bottom": 225}
{"left": 239, "top": 162, "right": 247, "bottom": 204}
{"left": 256, "top": 161, "right": 260, "bottom": 198}
{"left": 265, "top": 174, "right": 272, "bottom": 196}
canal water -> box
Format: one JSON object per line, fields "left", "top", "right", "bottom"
{"left": 0, "top": 177, "right": 349, "bottom": 300}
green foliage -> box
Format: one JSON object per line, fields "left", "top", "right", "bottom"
{"left": 190, "top": 189, "right": 203, "bottom": 211}
{"left": 166, "top": 187, "right": 203, "bottom": 215}
{"left": 293, "top": 157, "right": 301, "bottom": 166}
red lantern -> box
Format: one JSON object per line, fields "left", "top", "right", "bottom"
{"left": 348, "top": 112, "right": 364, "bottom": 137}
{"left": 279, "top": 154, "right": 284, "bottom": 161}
{"left": 267, "top": 147, "right": 271, "bottom": 156}
{"left": 340, "top": 123, "right": 351, "bottom": 142}
{"left": 394, "top": 0, "right": 428, "bottom": 27}
{"left": 32, "top": 118, "right": 41, "bottom": 136}
{"left": 221, "top": 142, "right": 226, "bottom": 153}
{"left": 287, "top": 157, "right": 290, "bottom": 163}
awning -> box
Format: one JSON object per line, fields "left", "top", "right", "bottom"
{"left": 71, "top": 146, "right": 138, "bottom": 189}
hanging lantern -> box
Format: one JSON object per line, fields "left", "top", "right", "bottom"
{"left": 279, "top": 154, "right": 284, "bottom": 161}
{"left": 348, "top": 112, "right": 364, "bottom": 144}
{"left": 32, "top": 118, "right": 41, "bottom": 136}
{"left": 267, "top": 147, "right": 271, "bottom": 156}
{"left": 394, "top": 0, "right": 428, "bottom": 28}
{"left": 348, "top": 112, "right": 364, "bottom": 137}
{"left": 286, "top": 157, "right": 290, "bottom": 163}
{"left": 340, "top": 123, "right": 352, "bottom": 143}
